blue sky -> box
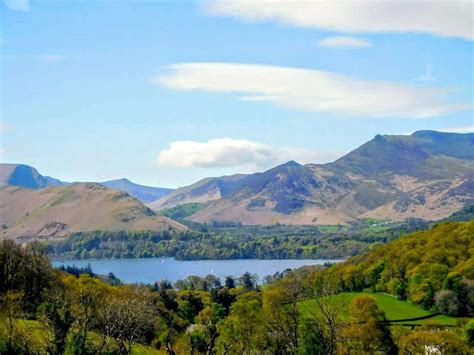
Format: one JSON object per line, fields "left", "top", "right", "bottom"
{"left": 1, "top": 0, "right": 472, "bottom": 188}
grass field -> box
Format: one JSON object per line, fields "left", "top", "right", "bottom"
{"left": 299, "top": 292, "right": 468, "bottom": 326}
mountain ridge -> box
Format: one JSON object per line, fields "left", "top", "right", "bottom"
{"left": 0, "top": 164, "right": 174, "bottom": 204}
{"left": 155, "top": 131, "right": 474, "bottom": 225}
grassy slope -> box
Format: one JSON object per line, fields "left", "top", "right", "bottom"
{"left": 299, "top": 292, "right": 465, "bottom": 326}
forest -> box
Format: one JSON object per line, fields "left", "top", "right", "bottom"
{"left": 45, "top": 218, "right": 431, "bottom": 260}
{"left": 1, "top": 220, "right": 473, "bottom": 354}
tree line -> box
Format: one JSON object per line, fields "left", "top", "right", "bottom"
{"left": 45, "top": 218, "right": 430, "bottom": 261}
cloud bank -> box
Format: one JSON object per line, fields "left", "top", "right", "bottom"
{"left": 155, "top": 63, "right": 468, "bottom": 118}
{"left": 156, "top": 138, "right": 340, "bottom": 170}
{"left": 207, "top": 0, "right": 473, "bottom": 40}
{"left": 317, "top": 36, "right": 371, "bottom": 48}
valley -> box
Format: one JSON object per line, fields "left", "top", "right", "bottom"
{"left": 1, "top": 130, "right": 472, "bottom": 264}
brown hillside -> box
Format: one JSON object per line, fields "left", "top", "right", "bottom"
{"left": 0, "top": 183, "right": 185, "bottom": 241}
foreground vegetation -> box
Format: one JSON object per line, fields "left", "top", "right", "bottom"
{"left": 1, "top": 219, "right": 473, "bottom": 353}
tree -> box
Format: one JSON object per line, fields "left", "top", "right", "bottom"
{"left": 300, "top": 294, "right": 347, "bottom": 355}
{"left": 434, "top": 290, "right": 460, "bottom": 316}
{"left": 216, "top": 292, "right": 265, "bottom": 354}
{"left": 263, "top": 276, "right": 306, "bottom": 353}
{"left": 340, "top": 296, "right": 396, "bottom": 353}
{"left": 40, "top": 287, "right": 76, "bottom": 354}
{"left": 64, "top": 274, "right": 105, "bottom": 353}
{"left": 0, "top": 292, "right": 32, "bottom": 353}
{"left": 0, "top": 240, "right": 54, "bottom": 314}
{"left": 195, "top": 303, "right": 225, "bottom": 354}
{"left": 96, "top": 287, "right": 156, "bottom": 354}
{"left": 239, "top": 272, "right": 257, "bottom": 290}
{"left": 225, "top": 276, "right": 235, "bottom": 289}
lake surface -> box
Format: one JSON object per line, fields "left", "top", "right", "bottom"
{"left": 52, "top": 258, "right": 343, "bottom": 284}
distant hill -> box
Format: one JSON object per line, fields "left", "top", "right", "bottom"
{"left": 152, "top": 131, "right": 474, "bottom": 225}
{"left": 0, "top": 164, "right": 67, "bottom": 189}
{"left": 0, "top": 183, "right": 185, "bottom": 241}
{"left": 148, "top": 173, "right": 251, "bottom": 210}
{"left": 101, "top": 178, "right": 173, "bottom": 203}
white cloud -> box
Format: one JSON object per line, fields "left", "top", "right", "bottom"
{"left": 207, "top": 0, "right": 473, "bottom": 40}
{"left": 317, "top": 36, "right": 371, "bottom": 48}
{"left": 155, "top": 63, "right": 468, "bottom": 118}
{"left": 2, "top": 0, "right": 29, "bottom": 11}
{"left": 36, "top": 54, "right": 64, "bottom": 63}
{"left": 438, "top": 125, "right": 474, "bottom": 133}
{"left": 156, "top": 138, "right": 340, "bottom": 169}
{"left": 414, "top": 65, "right": 436, "bottom": 82}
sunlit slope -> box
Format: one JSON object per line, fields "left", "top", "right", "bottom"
{"left": 0, "top": 183, "right": 186, "bottom": 241}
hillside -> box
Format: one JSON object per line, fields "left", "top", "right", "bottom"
{"left": 100, "top": 178, "right": 173, "bottom": 203}
{"left": 149, "top": 173, "right": 251, "bottom": 210}
{"left": 314, "top": 220, "right": 474, "bottom": 315}
{"left": 0, "top": 183, "right": 185, "bottom": 241}
{"left": 155, "top": 131, "right": 474, "bottom": 225}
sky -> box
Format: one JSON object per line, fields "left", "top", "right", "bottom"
{"left": 1, "top": 0, "right": 473, "bottom": 188}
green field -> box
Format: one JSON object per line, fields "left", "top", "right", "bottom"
{"left": 299, "top": 292, "right": 468, "bottom": 326}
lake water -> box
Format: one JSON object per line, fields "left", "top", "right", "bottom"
{"left": 52, "top": 258, "right": 343, "bottom": 284}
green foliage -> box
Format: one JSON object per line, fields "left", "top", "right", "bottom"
{"left": 160, "top": 202, "right": 207, "bottom": 220}
{"left": 315, "top": 220, "right": 474, "bottom": 316}
{"left": 46, "top": 219, "right": 431, "bottom": 261}
{"left": 1, "top": 221, "right": 473, "bottom": 353}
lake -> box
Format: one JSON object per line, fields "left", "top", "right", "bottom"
{"left": 52, "top": 257, "right": 343, "bottom": 284}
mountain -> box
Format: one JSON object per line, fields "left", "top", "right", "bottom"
{"left": 153, "top": 131, "right": 474, "bottom": 225}
{"left": 0, "top": 183, "right": 185, "bottom": 241}
{"left": 0, "top": 164, "right": 67, "bottom": 189}
{"left": 148, "top": 173, "right": 251, "bottom": 210}
{"left": 0, "top": 164, "right": 173, "bottom": 204}
{"left": 101, "top": 178, "right": 173, "bottom": 203}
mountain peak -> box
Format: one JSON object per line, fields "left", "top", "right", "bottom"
{"left": 280, "top": 160, "right": 302, "bottom": 168}
{"left": 0, "top": 163, "right": 66, "bottom": 189}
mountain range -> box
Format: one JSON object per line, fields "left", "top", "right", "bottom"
{"left": 0, "top": 164, "right": 173, "bottom": 203}
{"left": 1, "top": 130, "right": 472, "bottom": 238}
{"left": 150, "top": 131, "right": 474, "bottom": 225}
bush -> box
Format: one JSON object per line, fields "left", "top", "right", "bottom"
{"left": 434, "top": 290, "right": 460, "bottom": 316}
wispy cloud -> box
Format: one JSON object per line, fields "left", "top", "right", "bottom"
{"left": 155, "top": 63, "right": 469, "bottom": 118}
{"left": 2, "top": 0, "right": 29, "bottom": 11}
{"left": 207, "top": 0, "right": 473, "bottom": 40}
{"left": 414, "top": 65, "right": 436, "bottom": 82}
{"left": 156, "top": 138, "right": 341, "bottom": 170}
{"left": 36, "top": 54, "right": 64, "bottom": 63}
{"left": 317, "top": 36, "right": 371, "bottom": 48}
